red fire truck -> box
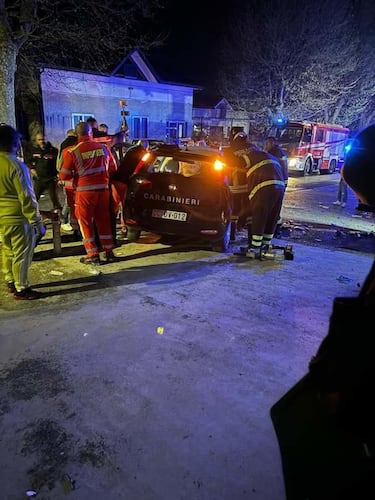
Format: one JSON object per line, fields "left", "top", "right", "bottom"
{"left": 269, "top": 121, "right": 350, "bottom": 175}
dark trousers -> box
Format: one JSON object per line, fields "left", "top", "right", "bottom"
{"left": 34, "top": 178, "right": 62, "bottom": 210}
{"left": 246, "top": 186, "right": 285, "bottom": 250}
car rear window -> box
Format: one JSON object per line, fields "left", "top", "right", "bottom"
{"left": 149, "top": 156, "right": 218, "bottom": 177}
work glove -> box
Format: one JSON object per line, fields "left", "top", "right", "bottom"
{"left": 34, "top": 222, "right": 46, "bottom": 245}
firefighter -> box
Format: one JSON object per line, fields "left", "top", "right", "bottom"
{"left": 59, "top": 121, "right": 117, "bottom": 265}
{"left": 264, "top": 136, "right": 288, "bottom": 235}
{"left": 224, "top": 130, "right": 250, "bottom": 240}
{"left": 231, "top": 131, "right": 286, "bottom": 259}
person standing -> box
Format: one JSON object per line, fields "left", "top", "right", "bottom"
{"left": 264, "top": 136, "right": 289, "bottom": 234}
{"left": 59, "top": 121, "right": 117, "bottom": 265}
{"left": 264, "top": 136, "right": 288, "bottom": 187}
{"left": 224, "top": 130, "right": 251, "bottom": 238}
{"left": 86, "top": 117, "right": 126, "bottom": 146}
{"left": 57, "top": 129, "right": 79, "bottom": 234}
{"left": 231, "top": 132, "right": 286, "bottom": 259}
{"left": 24, "top": 131, "right": 62, "bottom": 211}
{"left": 98, "top": 123, "right": 109, "bottom": 134}
{"left": 332, "top": 175, "right": 348, "bottom": 208}
{"left": 0, "top": 124, "right": 46, "bottom": 299}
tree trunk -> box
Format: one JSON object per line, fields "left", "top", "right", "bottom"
{"left": 0, "top": 36, "right": 18, "bottom": 127}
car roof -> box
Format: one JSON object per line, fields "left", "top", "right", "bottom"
{"left": 151, "top": 145, "right": 223, "bottom": 162}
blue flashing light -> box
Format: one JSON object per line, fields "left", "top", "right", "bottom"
{"left": 273, "top": 115, "right": 287, "bottom": 127}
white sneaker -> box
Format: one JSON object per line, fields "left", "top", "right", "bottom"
{"left": 332, "top": 200, "right": 341, "bottom": 206}
{"left": 61, "top": 223, "right": 73, "bottom": 232}
{"left": 341, "top": 202, "right": 346, "bottom": 207}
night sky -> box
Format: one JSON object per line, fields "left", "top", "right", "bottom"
{"left": 149, "top": 0, "right": 236, "bottom": 92}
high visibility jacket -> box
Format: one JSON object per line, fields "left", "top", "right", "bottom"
{"left": 59, "top": 135, "right": 117, "bottom": 191}
{"left": 223, "top": 147, "right": 248, "bottom": 196}
{"left": 0, "top": 152, "right": 43, "bottom": 226}
{"left": 233, "top": 146, "right": 285, "bottom": 200}
{"left": 57, "top": 135, "right": 78, "bottom": 190}
{"left": 267, "top": 144, "right": 288, "bottom": 186}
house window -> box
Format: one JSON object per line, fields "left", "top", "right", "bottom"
{"left": 166, "top": 121, "right": 187, "bottom": 143}
{"left": 132, "top": 117, "right": 148, "bottom": 139}
{"left": 71, "top": 113, "right": 94, "bottom": 128}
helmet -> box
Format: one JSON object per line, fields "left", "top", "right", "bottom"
{"left": 233, "top": 131, "right": 247, "bottom": 141}
{"left": 342, "top": 124, "right": 375, "bottom": 207}
{"left": 230, "top": 130, "right": 248, "bottom": 147}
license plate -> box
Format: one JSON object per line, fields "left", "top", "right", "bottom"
{"left": 152, "top": 209, "right": 187, "bottom": 221}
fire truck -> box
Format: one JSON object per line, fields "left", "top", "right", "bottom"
{"left": 269, "top": 121, "right": 350, "bottom": 175}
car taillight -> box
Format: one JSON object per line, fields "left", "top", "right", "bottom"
{"left": 133, "top": 152, "right": 153, "bottom": 175}
{"left": 140, "top": 178, "right": 152, "bottom": 188}
{"left": 214, "top": 159, "right": 225, "bottom": 171}
{"left": 141, "top": 152, "right": 151, "bottom": 162}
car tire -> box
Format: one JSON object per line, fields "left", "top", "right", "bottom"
{"left": 126, "top": 227, "right": 141, "bottom": 242}
{"left": 304, "top": 158, "right": 313, "bottom": 175}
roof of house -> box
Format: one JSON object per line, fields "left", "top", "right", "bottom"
{"left": 111, "top": 49, "right": 201, "bottom": 90}
{"left": 193, "top": 92, "right": 232, "bottom": 109}
{"left": 40, "top": 49, "right": 201, "bottom": 90}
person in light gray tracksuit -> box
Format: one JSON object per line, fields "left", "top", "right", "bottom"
{"left": 0, "top": 124, "right": 46, "bottom": 299}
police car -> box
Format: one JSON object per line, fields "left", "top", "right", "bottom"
{"left": 123, "top": 144, "right": 232, "bottom": 252}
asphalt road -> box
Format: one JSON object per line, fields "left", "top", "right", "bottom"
{"left": 278, "top": 172, "right": 375, "bottom": 254}
{"left": 1, "top": 171, "right": 374, "bottom": 499}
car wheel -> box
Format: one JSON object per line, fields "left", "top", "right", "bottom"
{"left": 328, "top": 159, "right": 336, "bottom": 174}
{"left": 304, "top": 158, "right": 312, "bottom": 175}
{"left": 126, "top": 227, "right": 141, "bottom": 242}
{"left": 212, "top": 222, "right": 231, "bottom": 253}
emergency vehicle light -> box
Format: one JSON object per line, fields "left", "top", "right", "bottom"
{"left": 272, "top": 115, "right": 287, "bottom": 127}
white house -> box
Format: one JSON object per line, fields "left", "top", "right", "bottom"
{"left": 39, "top": 49, "right": 252, "bottom": 147}
{"left": 40, "top": 49, "right": 198, "bottom": 146}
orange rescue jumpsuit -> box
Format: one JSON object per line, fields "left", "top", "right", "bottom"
{"left": 59, "top": 135, "right": 117, "bottom": 259}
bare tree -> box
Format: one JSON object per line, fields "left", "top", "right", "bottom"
{"left": 0, "top": 0, "right": 36, "bottom": 126}
{"left": 0, "top": 0, "right": 164, "bottom": 128}
{"left": 218, "top": 0, "right": 375, "bottom": 129}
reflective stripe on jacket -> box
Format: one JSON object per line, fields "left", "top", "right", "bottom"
{"left": 59, "top": 135, "right": 117, "bottom": 191}
{"left": 239, "top": 149, "right": 285, "bottom": 200}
